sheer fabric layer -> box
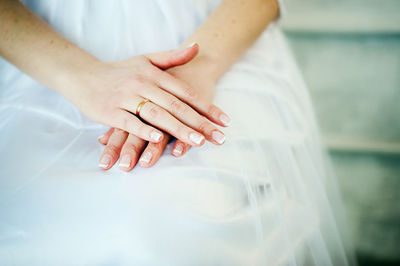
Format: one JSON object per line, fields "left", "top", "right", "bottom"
{"left": 0, "top": 0, "right": 353, "bottom": 265}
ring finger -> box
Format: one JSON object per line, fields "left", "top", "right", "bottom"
{"left": 139, "top": 85, "right": 226, "bottom": 145}
{"left": 122, "top": 97, "right": 206, "bottom": 147}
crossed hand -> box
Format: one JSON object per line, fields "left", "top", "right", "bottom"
{"left": 71, "top": 44, "right": 230, "bottom": 171}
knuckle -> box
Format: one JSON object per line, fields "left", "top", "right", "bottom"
{"left": 198, "top": 119, "right": 212, "bottom": 133}
{"left": 105, "top": 144, "right": 120, "bottom": 157}
{"left": 207, "top": 104, "right": 219, "bottom": 117}
{"left": 137, "top": 124, "right": 150, "bottom": 138}
{"left": 130, "top": 73, "right": 146, "bottom": 86}
{"left": 183, "top": 86, "right": 197, "bottom": 99}
{"left": 174, "top": 124, "right": 186, "bottom": 138}
{"left": 148, "top": 105, "right": 160, "bottom": 119}
{"left": 170, "top": 99, "right": 183, "bottom": 113}
{"left": 124, "top": 143, "right": 141, "bottom": 155}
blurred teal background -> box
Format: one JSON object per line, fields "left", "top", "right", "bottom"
{"left": 281, "top": 0, "right": 400, "bottom": 265}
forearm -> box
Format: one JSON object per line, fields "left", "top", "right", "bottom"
{"left": 181, "top": 0, "right": 279, "bottom": 84}
{"left": 0, "top": 0, "right": 97, "bottom": 95}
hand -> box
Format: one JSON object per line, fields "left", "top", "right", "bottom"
{"left": 98, "top": 129, "right": 191, "bottom": 171}
{"left": 166, "top": 54, "right": 230, "bottom": 157}
{"left": 97, "top": 128, "right": 172, "bottom": 170}
{"left": 63, "top": 44, "right": 231, "bottom": 147}
{"left": 97, "top": 52, "right": 230, "bottom": 171}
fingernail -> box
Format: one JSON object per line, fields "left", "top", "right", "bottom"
{"left": 186, "top": 42, "right": 197, "bottom": 48}
{"left": 219, "top": 113, "right": 231, "bottom": 126}
{"left": 119, "top": 154, "right": 131, "bottom": 169}
{"left": 173, "top": 143, "right": 184, "bottom": 155}
{"left": 139, "top": 151, "right": 152, "bottom": 164}
{"left": 150, "top": 131, "right": 162, "bottom": 142}
{"left": 99, "top": 154, "right": 111, "bottom": 169}
{"left": 212, "top": 131, "right": 226, "bottom": 144}
{"left": 189, "top": 132, "right": 205, "bottom": 145}
{"left": 97, "top": 135, "right": 104, "bottom": 142}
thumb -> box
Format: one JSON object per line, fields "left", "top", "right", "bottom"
{"left": 146, "top": 43, "right": 199, "bottom": 69}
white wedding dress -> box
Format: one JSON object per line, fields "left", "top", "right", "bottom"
{"left": 0, "top": 0, "right": 355, "bottom": 265}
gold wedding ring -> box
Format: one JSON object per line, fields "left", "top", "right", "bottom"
{"left": 136, "top": 98, "right": 150, "bottom": 116}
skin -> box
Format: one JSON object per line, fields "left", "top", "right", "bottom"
{"left": 0, "top": 0, "right": 230, "bottom": 147}
{"left": 0, "top": 0, "right": 279, "bottom": 171}
{"left": 101, "top": 0, "right": 280, "bottom": 171}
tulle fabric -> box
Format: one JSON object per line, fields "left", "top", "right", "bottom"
{"left": 0, "top": 0, "right": 354, "bottom": 265}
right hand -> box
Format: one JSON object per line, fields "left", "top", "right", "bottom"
{"left": 63, "top": 44, "right": 231, "bottom": 146}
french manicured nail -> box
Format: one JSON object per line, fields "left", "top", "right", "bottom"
{"left": 219, "top": 114, "right": 231, "bottom": 126}
{"left": 97, "top": 135, "right": 104, "bottom": 143}
{"left": 186, "top": 42, "right": 197, "bottom": 48}
{"left": 99, "top": 154, "right": 111, "bottom": 169}
{"left": 119, "top": 154, "right": 131, "bottom": 169}
{"left": 173, "top": 143, "right": 184, "bottom": 155}
{"left": 139, "top": 151, "right": 152, "bottom": 164}
{"left": 189, "top": 132, "right": 205, "bottom": 145}
{"left": 212, "top": 131, "right": 226, "bottom": 144}
{"left": 150, "top": 131, "right": 162, "bottom": 142}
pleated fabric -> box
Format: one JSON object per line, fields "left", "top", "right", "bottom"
{"left": 0, "top": 0, "right": 355, "bottom": 265}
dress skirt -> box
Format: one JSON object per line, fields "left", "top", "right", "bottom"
{"left": 0, "top": 0, "right": 354, "bottom": 265}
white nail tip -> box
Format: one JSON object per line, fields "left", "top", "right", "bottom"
{"left": 119, "top": 163, "right": 130, "bottom": 168}
{"left": 150, "top": 131, "right": 162, "bottom": 142}
{"left": 139, "top": 152, "right": 152, "bottom": 164}
{"left": 212, "top": 131, "right": 226, "bottom": 144}
{"left": 186, "top": 42, "right": 197, "bottom": 48}
{"left": 119, "top": 155, "right": 131, "bottom": 168}
{"left": 99, "top": 155, "right": 111, "bottom": 168}
{"left": 219, "top": 114, "right": 232, "bottom": 126}
{"left": 173, "top": 145, "right": 183, "bottom": 155}
{"left": 98, "top": 163, "right": 108, "bottom": 168}
{"left": 189, "top": 133, "right": 204, "bottom": 145}
{"left": 97, "top": 135, "right": 104, "bottom": 141}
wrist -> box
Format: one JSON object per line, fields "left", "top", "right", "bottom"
{"left": 167, "top": 59, "right": 217, "bottom": 103}
{"left": 52, "top": 53, "right": 101, "bottom": 101}
{"left": 179, "top": 42, "right": 228, "bottom": 86}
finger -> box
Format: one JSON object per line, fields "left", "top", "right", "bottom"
{"left": 171, "top": 139, "right": 191, "bottom": 157}
{"left": 99, "top": 128, "right": 129, "bottom": 170}
{"left": 138, "top": 132, "right": 171, "bottom": 168}
{"left": 98, "top": 128, "right": 114, "bottom": 145}
{"left": 111, "top": 109, "right": 164, "bottom": 143}
{"left": 127, "top": 100, "right": 205, "bottom": 147}
{"left": 146, "top": 43, "right": 199, "bottom": 69}
{"left": 139, "top": 85, "right": 226, "bottom": 145}
{"left": 118, "top": 134, "right": 147, "bottom": 171}
{"left": 154, "top": 69, "right": 232, "bottom": 127}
